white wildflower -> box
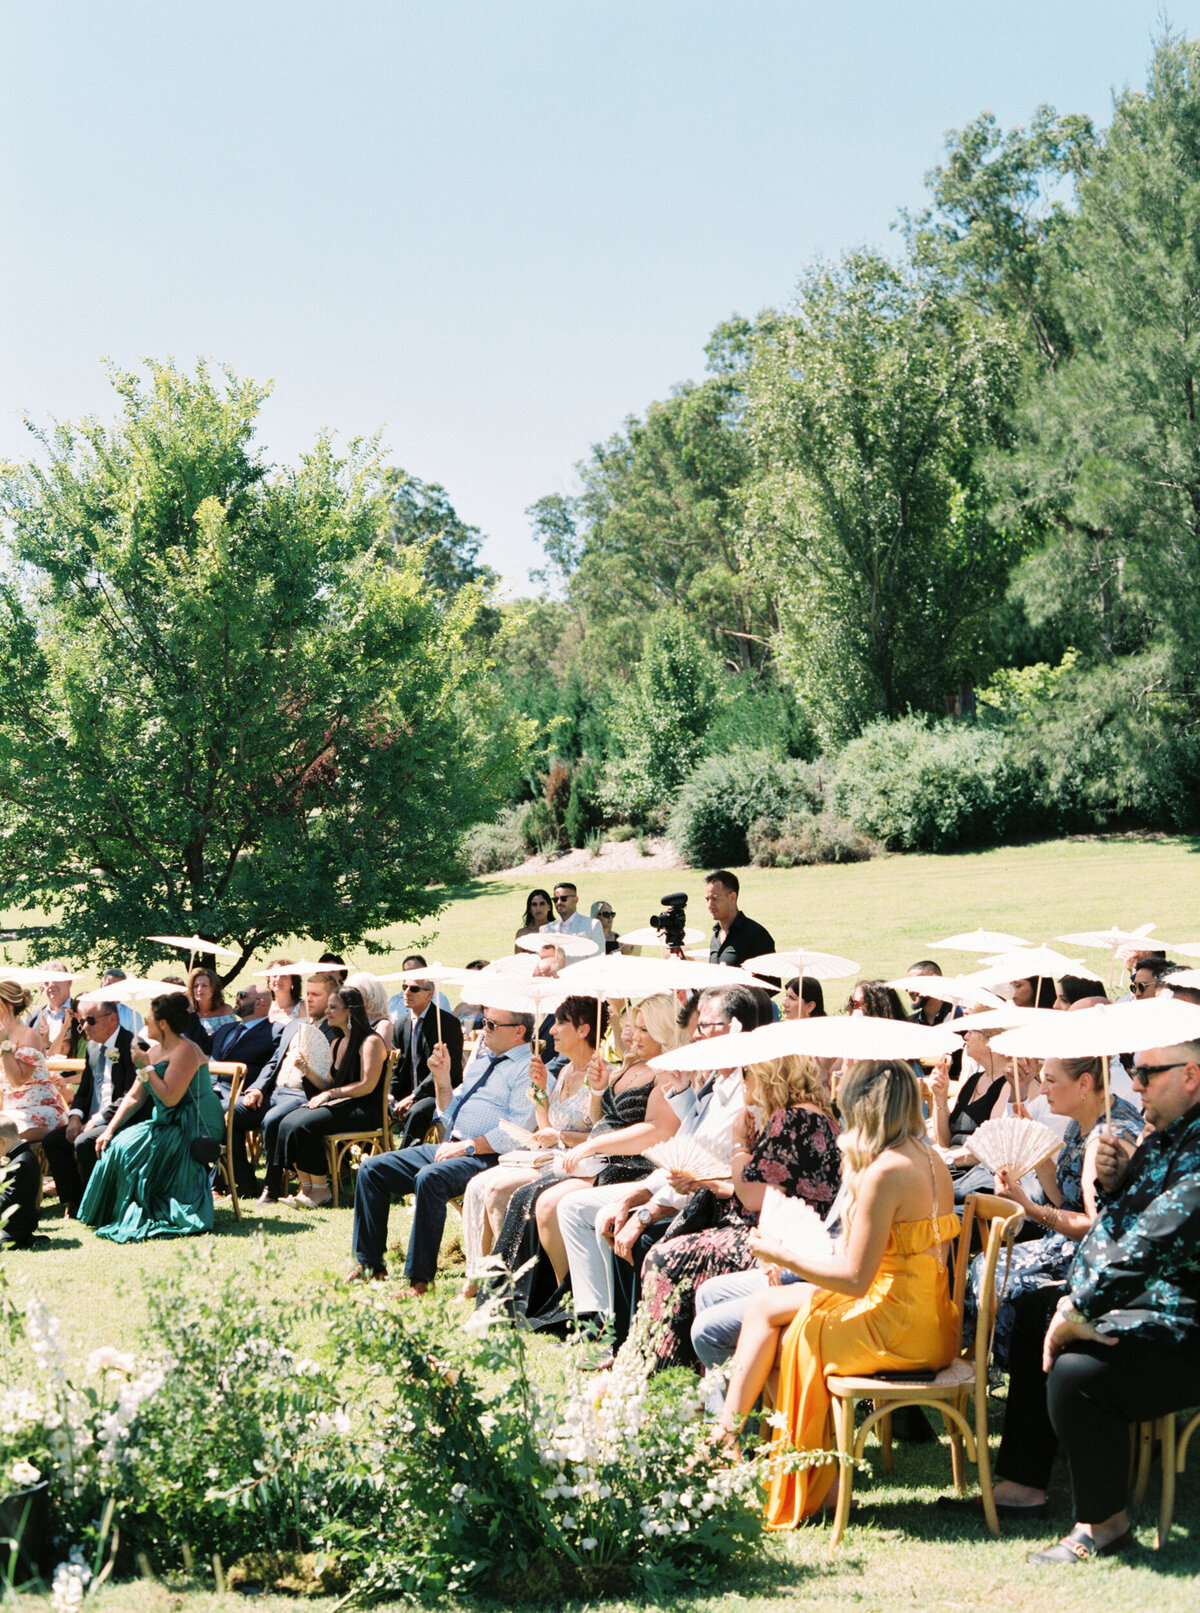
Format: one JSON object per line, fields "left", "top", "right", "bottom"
{"left": 10, "top": 1458, "right": 40, "bottom": 1486}
{"left": 581, "top": 1536, "right": 598, "bottom": 1551}
{"left": 86, "top": 1347, "right": 137, "bottom": 1378}
{"left": 50, "top": 1561, "right": 89, "bottom": 1613}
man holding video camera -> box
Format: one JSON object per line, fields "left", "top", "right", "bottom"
{"left": 705, "top": 869, "right": 775, "bottom": 967}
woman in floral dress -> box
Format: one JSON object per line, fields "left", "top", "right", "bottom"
{"left": 636, "top": 1054, "right": 841, "bottom": 1372}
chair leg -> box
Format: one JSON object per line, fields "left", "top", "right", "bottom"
{"left": 329, "top": 1149, "right": 341, "bottom": 1209}
{"left": 945, "top": 1403, "right": 966, "bottom": 1493}
{"left": 880, "top": 1409, "right": 894, "bottom": 1476}
{"left": 975, "top": 1389, "right": 999, "bottom": 1536}
{"left": 228, "top": 1158, "right": 242, "bottom": 1223}
{"left": 1157, "top": 1415, "right": 1177, "bottom": 1550}
{"left": 1132, "top": 1420, "right": 1154, "bottom": 1505}
{"left": 830, "top": 1396, "right": 855, "bottom": 1549}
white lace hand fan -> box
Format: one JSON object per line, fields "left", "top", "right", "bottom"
{"left": 283, "top": 1023, "right": 333, "bottom": 1088}
{"left": 967, "top": 1116, "right": 1062, "bottom": 1178}
{"left": 645, "top": 1133, "right": 731, "bottom": 1181}
{"left": 755, "top": 1187, "right": 835, "bottom": 1266}
{"left": 500, "top": 1120, "right": 536, "bottom": 1147}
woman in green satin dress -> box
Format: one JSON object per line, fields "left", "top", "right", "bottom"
{"left": 79, "top": 990, "right": 225, "bottom": 1242}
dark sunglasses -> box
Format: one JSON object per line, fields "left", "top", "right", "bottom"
{"left": 483, "top": 1017, "right": 518, "bottom": 1031}
{"left": 596, "top": 909, "right": 614, "bottom": 919}
{"left": 403, "top": 982, "right": 432, "bottom": 993}
{"left": 1131, "top": 980, "right": 1152, "bottom": 995}
{"left": 1131, "top": 1061, "right": 1184, "bottom": 1085}
{"left": 83, "top": 1014, "right": 111, "bottom": 1026}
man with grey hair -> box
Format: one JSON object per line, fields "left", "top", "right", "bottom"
{"left": 40, "top": 998, "right": 138, "bottom": 1214}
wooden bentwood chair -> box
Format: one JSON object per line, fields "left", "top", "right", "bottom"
{"left": 824, "top": 1192, "right": 1025, "bottom": 1547}
{"left": 324, "top": 1049, "right": 400, "bottom": 1208}
{"left": 208, "top": 1061, "right": 247, "bottom": 1224}
{"left": 1131, "top": 1407, "right": 1200, "bottom": 1548}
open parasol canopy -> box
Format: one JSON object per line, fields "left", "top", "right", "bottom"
{"left": 1056, "top": 924, "right": 1158, "bottom": 951}
{"left": 567, "top": 954, "right": 764, "bottom": 999}
{"left": 515, "top": 932, "right": 601, "bottom": 958}
{"left": 618, "top": 925, "right": 708, "bottom": 950}
{"left": 883, "top": 975, "right": 1004, "bottom": 1010}
{"left": 926, "top": 928, "right": 1031, "bottom": 953}
{"left": 146, "top": 934, "right": 241, "bottom": 959}
{"left": 648, "top": 1012, "right": 963, "bottom": 1074}
{"left": 744, "top": 949, "right": 860, "bottom": 983}
{"left": 253, "top": 958, "right": 349, "bottom": 977}
{"left": 973, "top": 947, "right": 1103, "bottom": 988}
{"left": 991, "top": 997, "right": 1200, "bottom": 1061}
{"left": 77, "top": 977, "right": 188, "bottom": 1004}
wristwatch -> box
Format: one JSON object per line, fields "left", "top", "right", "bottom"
{"left": 464, "top": 1142, "right": 476, "bottom": 1157}
{"left": 635, "top": 1206, "right": 654, "bottom": 1225}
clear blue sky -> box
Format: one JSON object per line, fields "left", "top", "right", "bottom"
{"left": 2, "top": 2, "right": 1195, "bottom": 588}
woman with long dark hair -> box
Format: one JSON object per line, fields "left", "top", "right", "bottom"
{"left": 78, "top": 992, "right": 224, "bottom": 1241}
{"left": 275, "top": 986, "right": 385, "bottom": 1208}
{"left": 515, "top": 889, "right": 554, "bottom": 948}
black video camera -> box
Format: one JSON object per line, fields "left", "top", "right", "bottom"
{"left": 649, "top": 892, "right": 690, "bottom": 952}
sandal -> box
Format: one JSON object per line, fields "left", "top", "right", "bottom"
{"left": 293, "top": 1189, "right": 332, "bottom": 1208}
{"left": 1028, "top": 1525, "right": 1135, "bottom": 1564}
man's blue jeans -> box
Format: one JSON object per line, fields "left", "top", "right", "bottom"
{"left": 351, "top": 1144, "right": 491, "bottom": 1283}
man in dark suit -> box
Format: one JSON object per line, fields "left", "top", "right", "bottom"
{"left": 41, "top": 1000, "right": 137, "bottom": 1215}
{"left": 390, "top": 978, "right": 464, "bottom": 1149}
{"left": 210, "top": 985, "right": 276, "bottom": 1193}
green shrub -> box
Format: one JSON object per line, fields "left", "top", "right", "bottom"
{"left": 669, "top": 750, "right": 825, "bottom": 867}
{"left": 462, "top": 805, "right": 527, "bottom": 875}
{"left": 748, "top": 811, "right": 878, "bottom": 867}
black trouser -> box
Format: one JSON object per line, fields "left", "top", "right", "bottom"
{"left": 611, "top": 1220, "right": 671, "bottom": 1349}
{"left": 399, "top": 1097, "right": 437, "bottom": 1150}
{"left": 998, "top": 1285, "right": 1200, "bottom": 1521}
{"left": 41, "top": 1120, "right": 105, "bottom": 1212}
{"left": 0, "top": 1142, "right": 40, "bottom": 1246}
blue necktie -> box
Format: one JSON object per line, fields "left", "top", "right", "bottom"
{"left": 447, "top": 1053, "right": 505, "bottom": 1139}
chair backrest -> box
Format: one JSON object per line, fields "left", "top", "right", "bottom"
{"left": 381, "top": 1049, "right": 400, "bottom": 1149}
{"left": 945, "top": 1191, "right": 1024, "bottom": 1359}
{"left": 960, "top": 1193, "right": 1025, "bottom": 1390}
{"left": 45, "top": 1056, "right": 86, "bottom": 1074}
{"left": 208, "top": 1061, "right": 247, "bottom": 1164}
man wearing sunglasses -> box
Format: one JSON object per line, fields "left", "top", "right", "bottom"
{"left": 981, "top": 1037, "right": 1200, "bottom": 1566}
{"left": 40, "top": 999, "right": 138, "bottom": 1215}
{"left": 347, "top": 1009, "right": 538, "bottom": 1290}
{"left": 389, "top": 977, "right": 465, "bottom": 1149}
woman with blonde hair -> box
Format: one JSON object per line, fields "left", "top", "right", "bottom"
{"left": 714, "top": 1059, "right": 959, "bottom": 1526}
{"left": 0, "top": 979, "right": 68, "bottom": 1141}
{"left": 631, "top": 1054, "right": 842, "bottom": 1372}
{"left": 343, "top": 971, "right": 394, "bottom": 1053}
{"left": 489, "top": 994, "right": 686, "bottom": 1320}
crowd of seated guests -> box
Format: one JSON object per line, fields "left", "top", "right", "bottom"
{"left": 7, "top": 891, "right": 1200, "bottom": 1566}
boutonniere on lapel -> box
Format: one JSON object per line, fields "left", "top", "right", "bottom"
{"left": 105, "top": 1048, "right": 120, "bottom": 1064}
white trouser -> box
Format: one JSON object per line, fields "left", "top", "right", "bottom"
{"left": 558, "top": 1181, "right": 632, "bottom": 1316}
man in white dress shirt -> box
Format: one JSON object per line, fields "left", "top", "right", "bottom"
{"left": 540, "top": 883, "right": 606, "bottom": 955}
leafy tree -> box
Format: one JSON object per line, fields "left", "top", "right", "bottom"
{"left": 997, "top": 31, "right": 1200, "bottom": 680}
{"left": 607, "top": 613, "right": 723, "bottom": 820}
{"left": 743, "top": 251, "right": 1022, "bottom": 745}
{"left": 0, "top": 361, "right": 527, "bottom": 978}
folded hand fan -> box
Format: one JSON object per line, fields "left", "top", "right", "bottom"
{"left": 967, "top": 1115, "right": 1062, "bottom": 1178}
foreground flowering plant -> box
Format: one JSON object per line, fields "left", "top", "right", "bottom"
{"left": 0, "top": 1249, "right": 805, "bottom": 1604}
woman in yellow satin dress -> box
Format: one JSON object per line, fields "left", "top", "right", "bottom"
{"left": 715, "top": 1059, "right": 959, "bottom": 1526}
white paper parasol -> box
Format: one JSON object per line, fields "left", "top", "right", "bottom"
{"left": 974, "top": 947, "right": 1103, "bottom": 987}
{"left": 619, "top": 925, "right": 708, "bottom": 950}
{"left": 468, "top": 971, "right": 570, "bottom": 1051}
{"left": 567, "top": 954, "right": 764, "bottom": 998}
{"left": 374, "top": 961, "right": 470, "bottom": 1040}
{"left": 1164, "top": 969, "right": 1200, "bottom": 991}
{"left": 1056, "top": 924, "right": 1157, "bottom": 951}
{"left": 648, "top": 1013, "right": 962, "bottom": 1074}
{"left": 77, "top": 977, "right": 188, "bottom": 1004}
{"left": 516, "top": 932, "right": 601, "bottom": 959}
{"left": 252, "top": 958, "right": 350, "bottom": 977}
{"left": 884, "top": 975, "right": 1004, "bottom": 1010}
{"left": 949, "top": 1004, "right": 1058, "bottom": 1034}
{"left": 147, "top": 933, "right": 241, "bottom": 959}
{"left": 0, "top": 967, "right": 78, "bottom": 986}
{"left": 744, "top": 949, "right": 860, "bottom": 983}
{"left": 926, "top": 928, "right": 1031, "bottom": 953}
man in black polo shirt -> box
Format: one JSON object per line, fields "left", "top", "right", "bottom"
{"left": 706, "top": 869, "right": 775, "bottom": 967}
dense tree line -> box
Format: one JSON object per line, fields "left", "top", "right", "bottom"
{"left": 480, "top": 28, "right": 1200, "bottom": 862}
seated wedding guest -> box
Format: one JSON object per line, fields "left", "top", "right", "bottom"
{"left": 1, "top": 980, "right": 69, "bottom": 1143}
{"left": 963, "top": 1056, "right": 1143, "bottom": 1366}
{"left": 498, "top": 994, "right": 688, "bottom": 1324}
{"left": 0, "top": 1117, "right": 40, "bottom": 1249}
{"left": 847, "top": 979, "right": 909, "bottom": 1020}
{"left": 943, "top": 1037, "right": 1200, "bottom": 1565}
{"left": 591, "top": 900, "right": 624, "bottom": 954}
{"left": 344, "top": 971, "right": 394, "bottom": 1052}
{"left": 1130, "top": 956, "right": 1178, "bottom": 1000}
{"left": 100, "top": 970, "right": 144, "bottom": 1037}
{"left": 598, "top": 984, "right": 773, "bottom": 1348}
{"left": 267, "top": 963, "right": 306, "bottom": 1026}
{"left": 386, "top": 954, "right": 452, "bottom": 1020}
{"left": 209, "top": 985, "right": 275, "bottom": 1193}
{"left": 633, "top": 1054, "right": 841, "bottom": 1372}
{"left": 25, "top": 963, "right": 76, "bottom": 1053}
{"left": 905, "top": 961, "right": 963, "bottom": 1026}
{"left": 275, "top": 986, "right": 386, "bottom": 1208}
{"left": 927, "top": 1024, "right": 1011, "bottom": 1200}
{"left": 389, "top": 974, "right": 465, "bottom": 1150}
{"left": 1056, "top": 975, "right": 1107, "bottom": 1010}
{"left": 1012, "top": 975, "right": 1058, "bottom": 1009}
{"left": 717, "top": 1060, "right": 958, "bottom": 1528}
{"left": 40, "top": 998, "right": 139, "bottom": 1214}
{"left": 783, "top": 978, "right": 824, "bottom": 1020}
{"left": 78, "top": 992, "right": 224, "bottom": 1242}
{"left": 188, "top": 967, "right": 237, "bottom": 1048}
{"left": 346, "top": 1009, "right": 538, "bottom": 1290}
{"left": 515, "top": 888, "right": 554, "bottom": 947}
{"left": 460, "top": 995, "right": 607, "bottom": 1298}
{"left": 452, "top": 961, "right": 491, "bottom": 1034}
{"left": 254, "top": 971, "right": 340, "bottom": 1202}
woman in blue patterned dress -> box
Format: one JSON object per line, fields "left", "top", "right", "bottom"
{"left": 965, "top": 1055, "right": 1143, "bottom": 1366}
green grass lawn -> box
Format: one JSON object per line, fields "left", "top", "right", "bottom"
{"left": 8, "top": 835, "right": 1200, "bottom": 1607}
